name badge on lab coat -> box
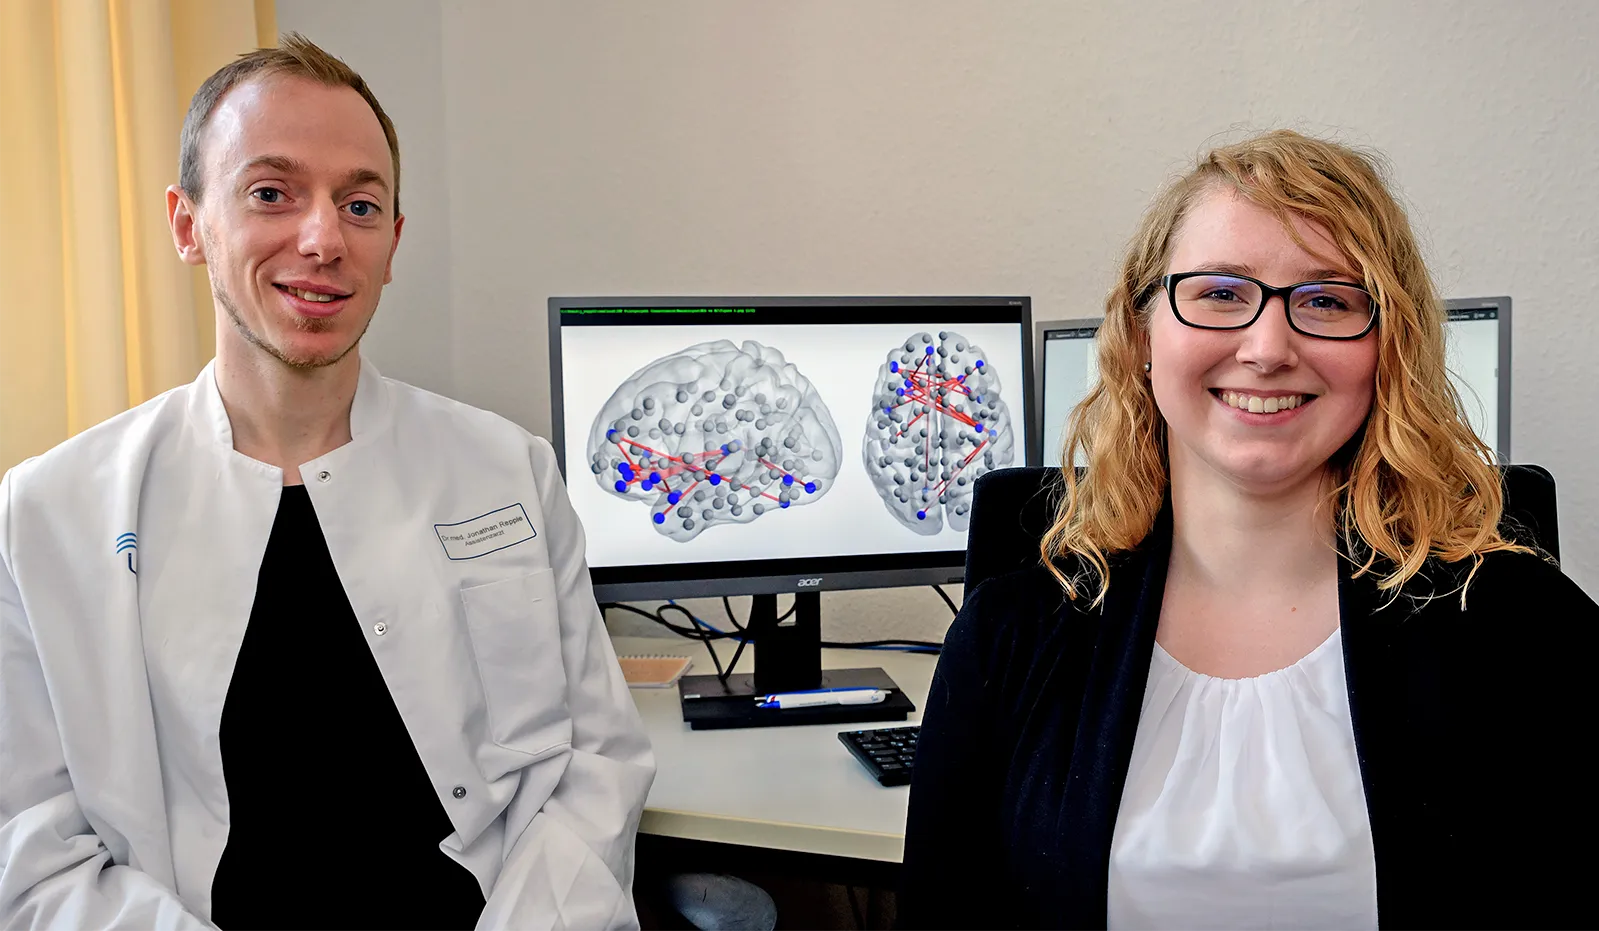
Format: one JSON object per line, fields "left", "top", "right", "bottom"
{"left": 435, "top": 504, "right": 537, "bottom": 560}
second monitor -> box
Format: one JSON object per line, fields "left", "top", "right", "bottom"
{"left": 1038, "top": 297, "right": 1512, "bottom": 467}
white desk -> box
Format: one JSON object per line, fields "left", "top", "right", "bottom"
{"left": 613, "top": 636, "right": 938, "bottom": 864}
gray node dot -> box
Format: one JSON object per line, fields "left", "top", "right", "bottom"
{"left": 702, "top": 390, "right": 717, "bottom": 401}
{"left": 692, "top": 403, "right": 704, "bottom": 416}
{"left": 722, "top": 394, "right": 736, "bottom": 409}
{"left": 730, "top": 505, "right": 743, "bottom": 516}
{"left": 627, "top": 426, "right": 639, "bottom": 437}
{"left": 755, "top": 393, "right": 767, "bottom": 404}
{"left": 677, "top": 506, "right": 692, "bottom": 517}
{"left": 683, "top": 518, "right": 695, "bottom": 530}
{"left": 674, "top": 423, "right": 686, "bottom": 435}
{"left": 658, "top": 418, "right": 672, "bottom": 431}
{"left": 648, "top": 428, "right": 661, "bottom": 439}
{"left": 590, "top": 462, "right": 604, "bottom": 474}
{"left": 694, "top": 490, "right": 707, "bottom": 502}
{"left": 702, "top": 509, "right": 714, "bottom": 520}
{"left": 643, "top": 397, "right": 656, "bottom": 411}
{"left": 755, "top": 419, "right": 767, "bottom": 429}
{"left": 676, "top": 389, "right": 690, "bottom": 403}
{"left": 753, "top": 503, "right": 766, "bottom": 515}
{"left": 713, "top": 499, "right": 724, "bottom": 510}
{"left": 776, "top": 397, "right": 789, "bottom": 409}
{"left": 683, "top": 452, "right": 696, "bottom": 464}
{"left": 783, "top": 437, "right": 796, "bottom": 449}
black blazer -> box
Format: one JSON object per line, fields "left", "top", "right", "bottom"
{"left": 901, "top": 510, "right": 1598, "bottom": 930}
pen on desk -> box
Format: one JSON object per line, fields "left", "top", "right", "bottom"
{"left": 755, "top": 687, "right": 888, "bottom": 710}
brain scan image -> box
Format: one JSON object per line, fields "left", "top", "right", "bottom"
{"left": 863, "top": 330, "right": 1015, "bottom": 534}
{"left": 586, "top": 339, "right": 842, "bottom": 541}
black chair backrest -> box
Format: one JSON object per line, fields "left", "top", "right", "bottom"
{"left": 964, "top": 464, "right": 1560, "bottom": 592}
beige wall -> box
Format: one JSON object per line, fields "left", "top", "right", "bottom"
{"left": 281, "top": 0, "right": 1599, "bottom": 622}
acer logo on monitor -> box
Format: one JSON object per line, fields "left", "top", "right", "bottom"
{"left": 796, "top": 578, "right": 823, "bottom": 587}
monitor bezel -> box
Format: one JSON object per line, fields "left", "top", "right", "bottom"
{"left": 548, "top": 295, "right": 1036, "bottom": 601}
{"left": 1444, "top": 295, "right": 1512, "bottom": 461}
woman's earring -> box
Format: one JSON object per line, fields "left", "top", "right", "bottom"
{"left": 1143, "top": 362, "right": 1152, "bottom": 374}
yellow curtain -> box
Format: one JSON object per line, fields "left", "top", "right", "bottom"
{"left": 0, "top": 0, "right": 275, "bottom": 473}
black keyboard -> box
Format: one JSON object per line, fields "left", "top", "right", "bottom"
{"left": 838, "top": 725, "right": 919, "bottom": 786}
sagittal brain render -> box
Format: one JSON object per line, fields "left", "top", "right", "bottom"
{"left": 863, "top": 331, "right": 1015, "bottom": 534}
{"left": 588, "top": 339, "right": 842, "bottom": 541}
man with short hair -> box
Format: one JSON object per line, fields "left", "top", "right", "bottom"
{"left": 0, "top": 34, "right": 654, "bottom": 929}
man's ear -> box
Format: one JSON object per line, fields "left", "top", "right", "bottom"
{"left": 383, "top": 213, "right": 405, "bottom": 285}
{"left": 167, "top": 185, "right": 207, "bottom": 266}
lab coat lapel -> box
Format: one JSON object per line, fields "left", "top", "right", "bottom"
{"left": 135, "top": 363, "right": 283, "bottom": 906}
{"left": 1054, "top": 505, "right": 1171, "bottom": 929}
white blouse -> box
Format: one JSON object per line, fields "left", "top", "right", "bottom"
{"left": 1107, "top": 628, "right": 1379, "bottom": 930}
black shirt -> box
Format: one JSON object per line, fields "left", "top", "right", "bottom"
{"left": 209, "top": 485, "right": 486, "bottom": 930}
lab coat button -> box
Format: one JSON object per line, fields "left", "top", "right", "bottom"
{"left": 373, "top": 622, "right": 387, "bottom": 635}
{"left": 316, "top": 470, "right": 331, "bottom": 482}
{"left": 452, "top": 785, "right": 467, "bottom": 799}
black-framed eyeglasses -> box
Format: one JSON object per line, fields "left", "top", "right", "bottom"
{"left": 1162, "top": 271, "right": 1379, "bottom": 340}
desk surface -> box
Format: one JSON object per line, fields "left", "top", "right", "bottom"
{"left": 614, "top": 636, "right": 938, "bottom": 863}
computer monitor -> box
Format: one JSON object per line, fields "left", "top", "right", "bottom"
{"left": 549, "top": 296, "right": 1034, "bottom": 726}
{"left": 1037, "top": 319, "right": 1100, "bottom": 468}
{"left": 1038, "top": 298, "right": 1512, "bottom": 467}
{"left": 1443, "top": 296, "right": 1511, "bottom": 461}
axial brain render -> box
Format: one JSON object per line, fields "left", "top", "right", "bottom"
{"left": 862, "top": 330, "right": 1015, "bottom": 534}
{"left": 587, "top": 339, "right": 842, "bottom": 541}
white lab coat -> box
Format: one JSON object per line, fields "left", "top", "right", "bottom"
{"left": 0, "top": 359, "right": 656, "bottom": 929}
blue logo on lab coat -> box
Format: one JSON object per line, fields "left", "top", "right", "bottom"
{"left": 115, "top": 533, "right": 137, "bottom": 575}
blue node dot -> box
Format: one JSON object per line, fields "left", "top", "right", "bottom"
{"left": 957, "top": 374, "right": 966, "bottom": 382}
{"left": 780, "top": 500, "right": 790, "bottom": 509}
{"left": 720, "top": 444, "right": 730, "bottom": 455}
{"left": 896, "top": 388, "right": 906, "bottom": 397}
{"left": 975, "top": 423, "right": 985, "bottom": 433}
{"left": 668, "top": 491, "right": 681, "bottom": 504}
{"left": 708, "top": 474, "right": 722, "bottom": 486}
{"left": 917, "top": 510, "right": 927, "bottom": 520}
{"left": 782, "top": 475, "right": 794, "bottom": 486}
{"left": 804, "top": 482, "right": 817, "bottom": 493}
{"left": 649, "top": 471, "right": 660, "bottom": 482}
{"left": 890, "top": 361, "right": 899, "bottom": 373}
{"left": 883, "top": 406, "right": 893, "bottom": 414}
{"left": 606, "top": 429, "right": 619, "bottom": 441}
{"left": 904, "top": 379, "right": 913, "bottom": 388}
{"left": 614, "top": 480, "right": 627, "bottom": 492}
{"left": 653, "top": 512, "right": 666, "bottom": 524}
{"left": 975, "top": 360, "right": 985, "bottom": 368}
{"left": 926, "top": 345, "right": 935, "bottom": 354}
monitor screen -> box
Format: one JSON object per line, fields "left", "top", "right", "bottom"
{"left": 1037, "top": 319, "right": 1101, "bottom": 468}
{"left": 549, "top": 297, "right": 1035, "bottom": 601}
{"left": 1038, "top": 299, "right": 1510, "bottom": 467}
{"left": 1443, "top": 296, "right": 1511, "bottom": 460}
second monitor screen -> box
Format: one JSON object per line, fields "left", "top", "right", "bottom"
{"left": 555, "top": 303, "right": 1030, "bottom": 570}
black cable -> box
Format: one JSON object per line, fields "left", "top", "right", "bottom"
{"left": 599, "top": 601, "right": 733, "bottom": 679}
{"left": 718, "top": 597, "right": 750, "bottom": 683}
{"left": 932, "top": 583, "right": 960, "bottom": 616}
{"left": 657, "top": 603, "right": 728, "bottom": 680}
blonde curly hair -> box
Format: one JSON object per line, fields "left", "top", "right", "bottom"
{"left": 1043, "top": 130, "right": 1529, "bottom": 605}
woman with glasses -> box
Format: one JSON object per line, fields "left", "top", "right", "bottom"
{"left": 901, "top": 130, "right": 1596, "bottom": 930}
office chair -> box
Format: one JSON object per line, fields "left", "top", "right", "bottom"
{"left": 965, "top": 464, "right": 1560, "bottom": 592}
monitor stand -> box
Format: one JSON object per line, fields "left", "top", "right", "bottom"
{"left": 676, "top": 592, "right": 915, "bottom": 730}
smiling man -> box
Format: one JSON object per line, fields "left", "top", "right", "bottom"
{"left": 0, "top": 35, "right": 654, "bottom": 930}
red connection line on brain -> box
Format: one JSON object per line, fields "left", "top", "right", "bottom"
{"left": 880, "top": 347, "right": 998, "bottom": 520}
{"left": 603, "top": 429, "right": 820, "bottom": 525}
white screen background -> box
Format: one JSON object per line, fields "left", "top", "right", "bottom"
{"left": 559, "top": 320, "right": 1028, "bottom": 568}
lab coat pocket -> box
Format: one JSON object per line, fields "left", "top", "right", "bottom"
{"left": 460, "top": 569, "right": 572, "bottom": 757}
